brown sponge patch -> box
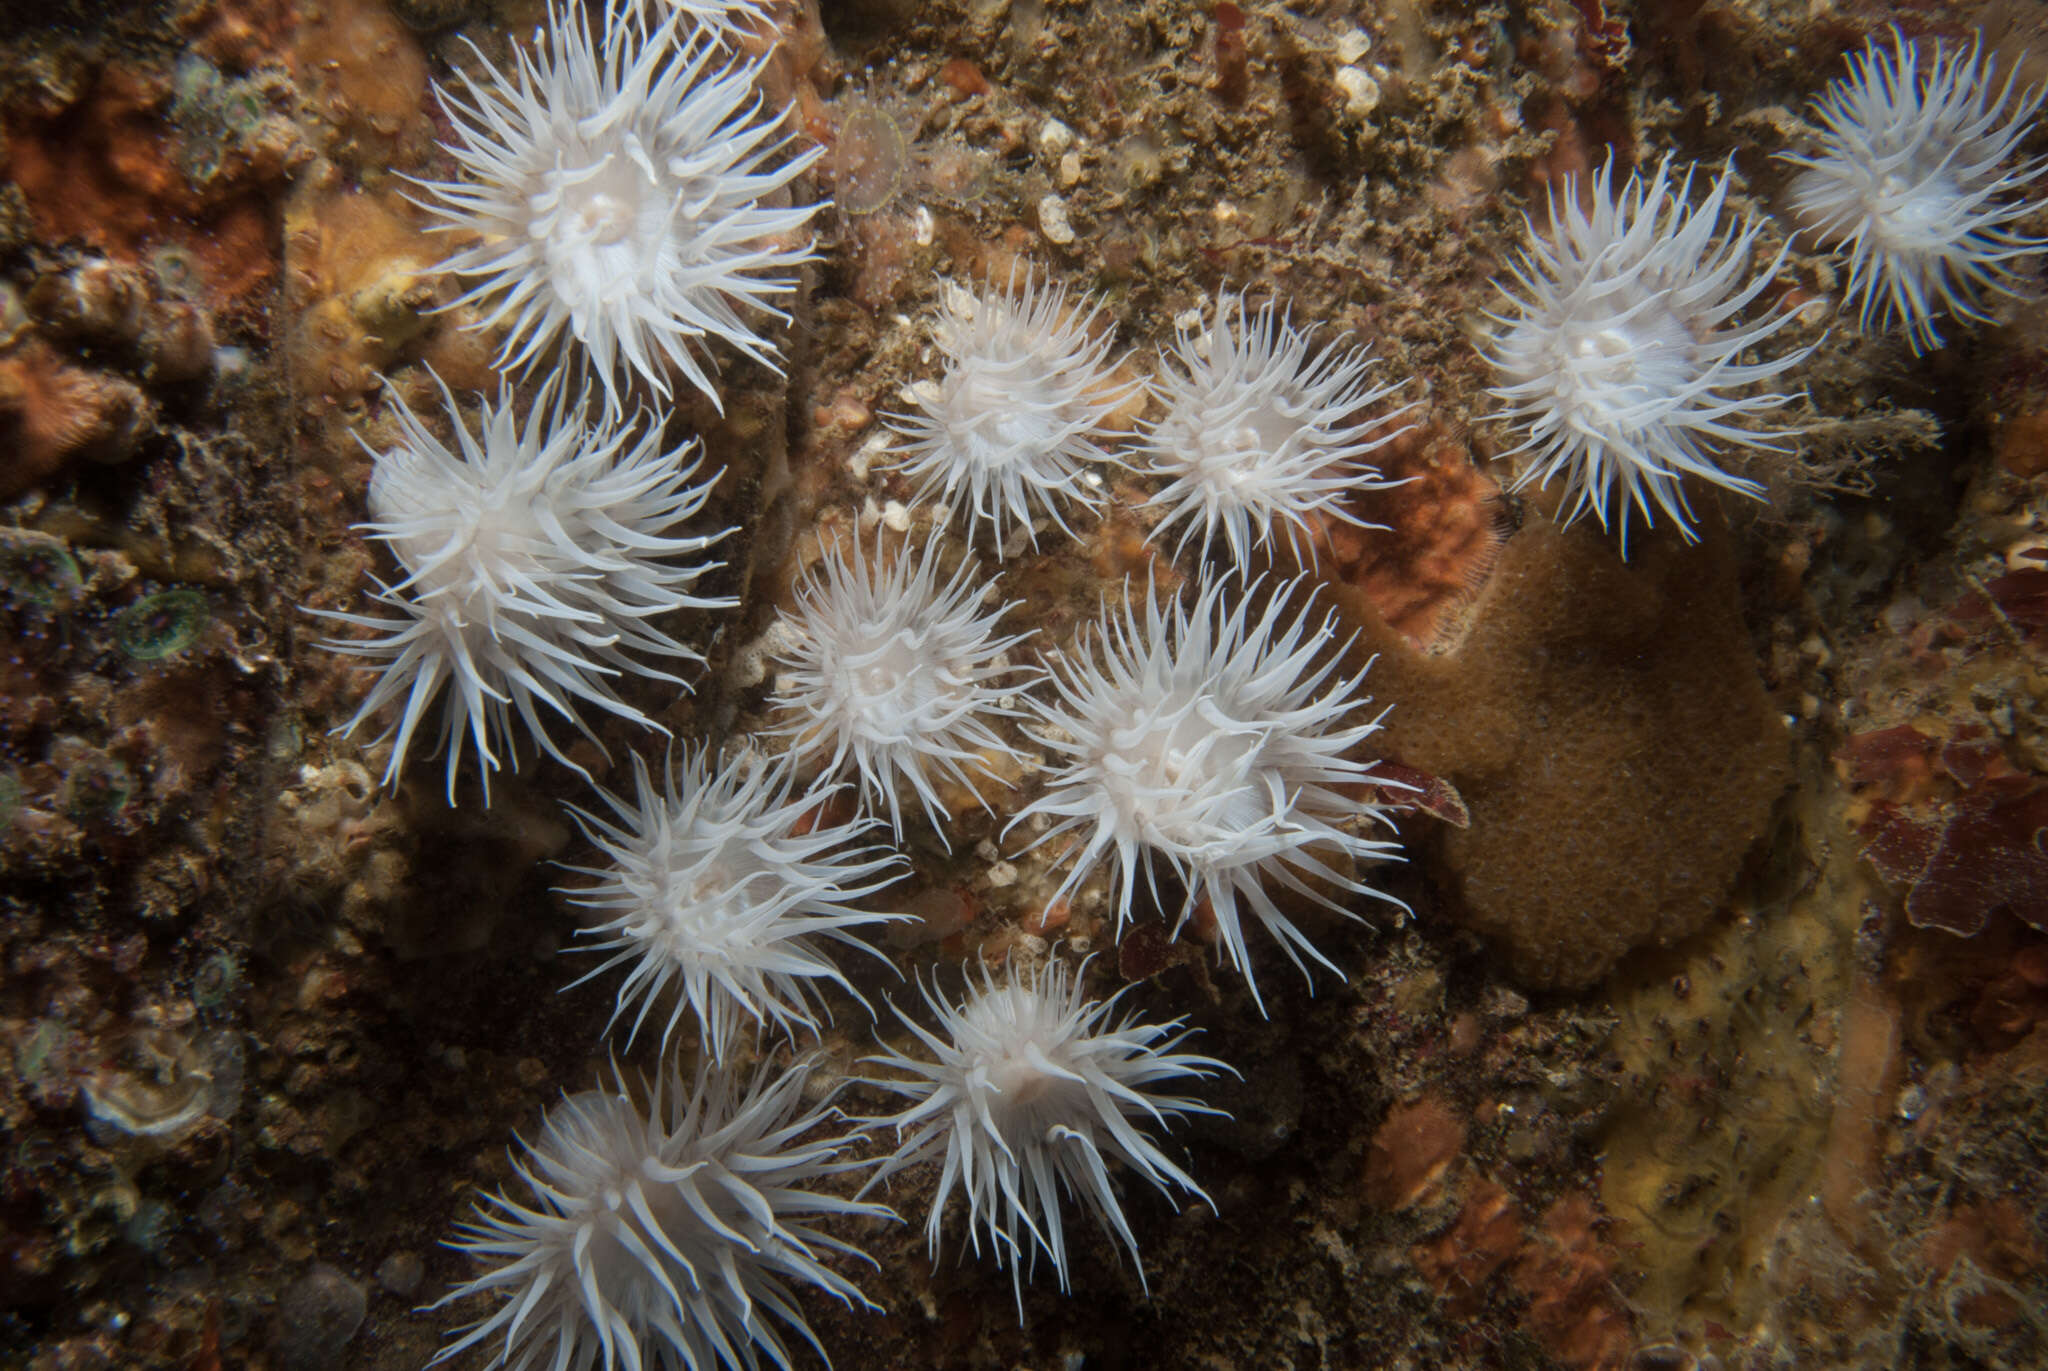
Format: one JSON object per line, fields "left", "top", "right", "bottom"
{"left": 1338, "top": 514, "right": 1790, "bottom": 989}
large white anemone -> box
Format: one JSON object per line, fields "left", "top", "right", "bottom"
{"left": 1013, "top": 576, "right": 1408, "bottom": 1012}
{"left": 418, "top": 0, "right": 823, "bottom": 409}
{"left": 884, "top": 272, "right": 1135, "bottom": 553}
{"left": 315, "top": 372, "right": 733, "bottom": 804}
{"left": 1140, "top": 293, "right": 1414, "bottom": 571}
{"left": 864, "top": 956, "right": 1228, "bottom": 1314}
{"left": 1784, "top": 28, "right": 2048, "bottom": 354}
{"left": 771, "top": 532, "right": 1039, "bottom": 843}
{"left": 560, "top": 745, "right": 904, "bottom": 1057}
{"left": 431, "top": 1059, "right": 890, "bottom": 1371}
{"left": 1485, "top": 156, "right": 1808, "bottom": 555}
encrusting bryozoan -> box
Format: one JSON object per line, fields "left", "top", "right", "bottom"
{"left": 884, "top": 271, "right": 1136, "bottom": 553}
{"left": 415, "top": 0, "right": 823, "bottom": 411}
{"left": 1012, "top": 575, "right": 1409, "bottom": 1013}
{"left": 1783, "top": 27, "right": 2048, "bottom": 354}
{"left": 769, "top": 530, "right": 1040, "bottom": 845}
{"left": 430, "top": 1057, "right": 892, "bottom": 1371}
{"left": 313, "top": 372, "right": 734, "bottom": 805}
{"left": 1485, "top": 155, "right": 1809, "bottom": 556}
{"left": 862, "top": 955, "right": 1229, "bottom": 1314}
{"left": 559, "top": 744, "right": 904, "bottom": 1057}
{"left": 1139, "top": 292, "right": 1415, "bottom": 571}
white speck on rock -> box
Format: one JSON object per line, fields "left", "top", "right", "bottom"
{"left": 1038, "top": 194, "right": 1076, "bottom": 245}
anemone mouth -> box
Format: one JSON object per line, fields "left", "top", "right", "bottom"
{"left": 943, "top": 366, "right": 1068, "bottom": 468}
{"left": 984, "top": 1054, "right": 1056, "bottom": 1107}
{"left": 1530, "top": 297, "right": 1701, "bottom": 436}
{"left": 1096, "top": 693, "right": 1266, "bottom": 851}
{"left": 533, "top": 143, "right": 669, "bottom": 314}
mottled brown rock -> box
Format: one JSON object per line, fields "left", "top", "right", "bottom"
{"left": 1363, "top": 1093, "right": 1465, "bottom": 1210}
{"left": 1338, "top": 515, "right": 1790, "bottom": 988}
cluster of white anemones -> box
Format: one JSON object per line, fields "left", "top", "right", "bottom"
{"left": 420, "top": 557, "right": 1408, "bottom": 1368}
{"left": 1482, "top": 27, "right": 2044, "bottom": 549}
{"left": 303, "top": 11, "right": 2048, "bottom": 1368}
{"left": 885, "top": 271, "right": 1417, "bottom": 566}
{"left": 322, "top": 0, "right": 825, "bottom": 801}
{"left": 881, "top": 30, "right": 2046, "bottom": 560}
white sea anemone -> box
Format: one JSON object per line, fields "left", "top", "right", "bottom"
{"left": 884, "top": 272, "right": 1135, "bottom": 553}
{"left": 417, "top": 0, "right": 823, "bottom": 410}
{"left": 1485, "top": 156, "right": 1808, "bottom": 555}
{"left": 1783, "top": 28, "right": 2048, "bottom": 354}
{"left": 1139, "top": 293, "right": 1415, "bottom": 570}
{"left": 431, "top": 1057, "right": 890, "bottom": 1371}
{"left": 1012, "top": 576, "right": 1407, "bottom": 1012}
{"left": 863, "top": 956, "right": 1228, "bottom": 1312}
{"left": 314, "top": 372, "right": 733, "bottom": 804}
{"left": 560, "top": 744, "right": 904, "bottom": 1056}
{"left": 769, "top": 532, "right": 1039, "bottom": 844}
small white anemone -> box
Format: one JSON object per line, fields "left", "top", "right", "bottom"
{"left": 1784, "top": 28, "right": 2048, "bottom": 353}
{"left": 560, "top": 744, "right": 905, "bottom": 1057}
{"left": 1485, "top": 156, "right": 1809, "bottom": 555}
{"left": 313, "top": 372, "right": 734, "bottom": 805}
{"left": 770, "top": 532, "right": 1040, "bottom": 844}
{"left": 863, "top": 956, "right": 1229, "bottom": 1314}
{"left": 417, "top": 0, "right": 823, "bottom": 410}
{"left": 1012, "top": 576, "right": 1408, "bottom": 1012}
{"left": 884, "top": 271, "right": 1136, "bottom": 553}
{"left": 431, "top": 1058, "right": 891, "bottom": 1371}
{"left": 1140, "top": 292, "right": 1415, "bottom": 570}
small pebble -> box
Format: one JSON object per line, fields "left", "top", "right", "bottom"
{"left": 275, "top": 1264, "right": 367, "bottom": 1371}
{"left": 1335, "top": 65, "right": 1381, "bottom": 115}
{"left": 375, "top": 1250, "right": 424, "bottom": 1298}
{"left": 1038, "top": 193, "right": 1077, "bottom": 245}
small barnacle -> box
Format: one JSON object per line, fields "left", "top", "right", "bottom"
{"left": 150, "top": 244, "right": 206, "bottom": 299}
{"left": 26, "top": 258, "right": 149, "bottom": 346}
{"left": 82, "top": 1028, "right": 220, "bottom": 1141}
{"left": 141, "top": 300, "right": 218, "bottom": 385}
{"left": 115, "top": 589, "right": 210, "bottom": 660}
{"left": 0, "top": 344, "right": 156, "bottom": 494}
{"left": 192, "top": 952, "right": 242, "bottom": 1011}
{"left": 0, "top": 530, "right": 84, "bottom": 610}
{"left": 53, "top": 738, "right": 135, "bottom": 822}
